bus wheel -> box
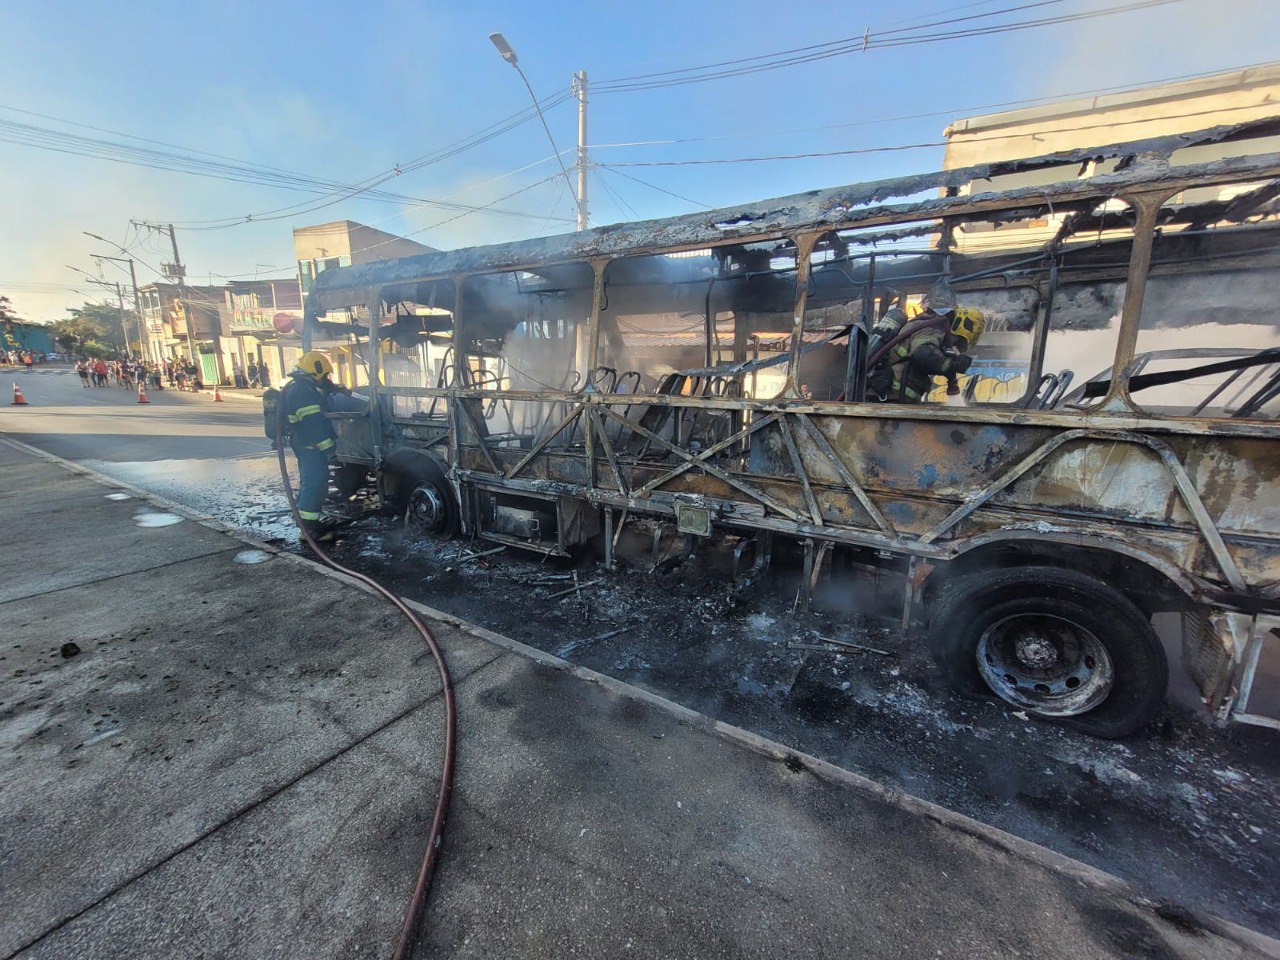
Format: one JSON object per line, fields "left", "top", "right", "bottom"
{"left": 927, "top": 565, "right": 1167, "bottom": 739}
{"left": 405, "top": 480, "right": 456, "bottom": 537}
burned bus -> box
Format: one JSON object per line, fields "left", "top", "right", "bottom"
{"left": 304, "top": 119, "right": 1280, "bottom": 738}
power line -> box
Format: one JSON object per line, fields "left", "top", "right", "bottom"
{"left": 594, "top": 0, "right": 1069, "bottom": 88}
{"left": 0, "top": 95, "right": 576, "bottom": 229}
{"left": 210, "top": 171, "right": 569, "bottom": 280}
{"left": 594, "top": 168, "right": 642, "bottom": 220}
{"left": 581, "top": 61, "right": 1279, "bottom": 152}
{"left": 594, "top": 165, "right": 714, "bottom": 210}
{"left": 170, "top": 91, "right": 577, "bottom": 229}
{"left": 591, "top": 0, "right": 1183, "bottom": 93}
{"left": 596, "top": 98, "right": 1277, "bottom": 167}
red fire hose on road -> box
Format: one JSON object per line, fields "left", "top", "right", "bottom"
{"left": 275, "top": 403, "right": 456, "bottom": 960}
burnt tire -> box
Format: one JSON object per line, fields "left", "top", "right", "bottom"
{"left": 927, "top": 565, "right": 1167, "bottom": 739}
{"left": 381, "top": 454, "right": 458, "bottom": 538}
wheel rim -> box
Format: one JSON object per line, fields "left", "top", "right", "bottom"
{"left": 404, "top": 482, "right": 447, "bottom": 535}
{"left": 975, "top": 613, "right": 1114, "bottom": 717}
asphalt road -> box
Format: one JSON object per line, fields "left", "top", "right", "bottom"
{"left": 3, "top": 364, "right": 1278, "bottom": 938}
{"left": 0, "top": 366, "right": 265, "bottom": 462}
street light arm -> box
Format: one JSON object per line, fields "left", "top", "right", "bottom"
{"left": 490, "top": 34, "right": 577, "bottom": 222}
{"left": 83, "top": 231, "right": 128, "bottom": 256}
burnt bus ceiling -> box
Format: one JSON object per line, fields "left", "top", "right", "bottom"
{"left": 308, "top": 116, "right": 1280, "bottom": 313}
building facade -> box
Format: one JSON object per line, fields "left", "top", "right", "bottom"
{"left": 138, "top": 281, "right": 226, "bottom": 379}
{"left": 294, "top": 220, "right": 436, "bottom": 388}
{"left": 218, "top": 278, "right": 303, "bottom": 388}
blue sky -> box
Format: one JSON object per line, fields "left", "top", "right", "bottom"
{"left": 3, "top": 0, "right": 1278, "bottom": 322}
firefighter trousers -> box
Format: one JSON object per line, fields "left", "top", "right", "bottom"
{"left": 293, "top": 446, "right": 332, "bottom": 521}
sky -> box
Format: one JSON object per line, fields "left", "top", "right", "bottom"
{"left": 2, "top": 0, "right": 1278, "bottom": 323}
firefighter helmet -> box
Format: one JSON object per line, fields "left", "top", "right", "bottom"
{"left": 295, "top": 351, "right": 334, "bottom": 379}
{"left": 950, "top": 307, "right": 985, "bottom": 347}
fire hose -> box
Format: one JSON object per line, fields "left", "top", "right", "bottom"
{"left": 275, "top": 401, "right": 456, "bottom": 960}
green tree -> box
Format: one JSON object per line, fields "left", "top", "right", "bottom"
{"left": 51, "top": 301, "right": 136, "bottom": 356}
{"left": 0, "top": 295, "right": 20, "bottom": 323}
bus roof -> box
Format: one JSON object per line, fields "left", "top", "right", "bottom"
{"left": 308, "top": 116, "right": 1280, "bottom": 312}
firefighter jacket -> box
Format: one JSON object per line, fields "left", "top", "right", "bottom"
{"left": 281, "top": 371, "right": 337, "bottom": 454}
{"left": 870, "top": 323, "right": 969, "bottom": 402}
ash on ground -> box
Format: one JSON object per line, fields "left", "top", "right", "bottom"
{"left": 318, "top": 514, "right": 1279, "bottom": 938}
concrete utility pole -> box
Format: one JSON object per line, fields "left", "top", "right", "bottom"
{"left": 574, "top": 70, "right": 589, "bottom": 231}
{"left": 165, "top": 223, "right": 197, "bottom": 364}
{"left": 131, "top": 221, "right": 196, "bottom": 363}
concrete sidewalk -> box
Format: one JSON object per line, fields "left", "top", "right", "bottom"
{"left": 0, "top": 435, "right": 1275, "bottom": 960}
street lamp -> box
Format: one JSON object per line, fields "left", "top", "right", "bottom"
{"left": 488, "top": 32, "right": 578, "bottom": 225}
{"left": 84, "top": 232, "right": 154, "bottom": 361}
{"left": 87, "top": 249, "right": 146, "bottom": 360}
{"left": 67, "top": 265, "right": 130, "bottom": 357}
{"left": 489, "top": 32, "right": 518, "bottom": 64}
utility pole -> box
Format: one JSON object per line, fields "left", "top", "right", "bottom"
{"left": 165, "top": 223, "right": 196, "bottom": 365}
{"left": 88, "top": 246, "right": 145, "bottom": 361}
{"left": 111, "top": 282, "right": 128, "bottom": 357}
{"left": 131, "top": 221, "right": 196, "bottom": 364}
{"left": 574, "top": 70, "right": 589, "bottom": 231}
{"left": 67, "top": 266, "right": 132, "bottom": 357}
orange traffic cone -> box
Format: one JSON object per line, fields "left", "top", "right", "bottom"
{"left": 137, "top": 382, "right": 151, "bottom": 404}
{"left": 213, "top": 383, "right": 224, "bottom": 402}
{"left": 11, "top": 381, "right": 28, "bottom": 405}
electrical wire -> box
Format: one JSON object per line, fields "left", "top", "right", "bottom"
{"left": 273, "top": 403, "right": 455, "bottom": 960}
{"left": 595, "top": 168, "right": 642, "bottom": 220}
{"left": 580, "top": 61, "right": 1279, "bottom": 152}
{"left": 0, "top": 95, "right": 575, "bottom": 230}
{"left": 596, "top": 98, "right": 1277, "bottom": 167}
{"left": 171, "top": 91, "right": 576, "bottom": 229}
{"left": 209, "top": 171, "right": 569, "bottom": 280}
{"left": 591, "top": 0, "right": 1183, "bottom": 93}
{"left": 593, "top": 0, "right": 1070, "bottom": 88}
{"left": 592, "top": 165, "right": 713, "bottom": 210}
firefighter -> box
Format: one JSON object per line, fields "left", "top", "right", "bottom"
{"left": 280, "top": 351, "right": 349, "bottom": 540}
{"left": 867, "top": 302, "right": 985, "bottom": 403}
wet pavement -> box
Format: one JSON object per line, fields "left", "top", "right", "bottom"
{"left": 3, "top": 367, "right": 1278, "bottom": 940}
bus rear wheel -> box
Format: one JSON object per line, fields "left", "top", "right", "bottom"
{"left": 927, "top": 565, "right": 1167, "bottom": 739}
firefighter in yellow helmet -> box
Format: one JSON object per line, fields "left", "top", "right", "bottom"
{"left": 280, "top": 351, "right": 349, "bottom": 539}
{"left": 868, "top": 294, "right": 986, "bottom": 403}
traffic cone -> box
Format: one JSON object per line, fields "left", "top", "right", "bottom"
{"left": 137, "top": 381, "right": 150, "bottom": 404}
{"left": 213, "top": 383, "right": 224, "bottom": 402}
{"left": 11, "top": 381, "right": 28, "bottom": 405}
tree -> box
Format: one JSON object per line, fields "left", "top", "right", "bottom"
{"left": 0, "top": 295, "right": 20, "bottom": 324}
{"left": 51, "top": 301, "right": 137, "bottom": 356}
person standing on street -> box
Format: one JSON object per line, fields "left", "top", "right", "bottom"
{"left": 279, "top": 351, "right": 348, "bottom": 541}
{"left": 76, "top": 359, "right": 90, "bottom": 387}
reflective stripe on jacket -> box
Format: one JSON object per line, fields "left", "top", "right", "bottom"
{"left": 281, "top": 371, "right": 337, "bottom": 453}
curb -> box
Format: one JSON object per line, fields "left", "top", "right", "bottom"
{"left": 2, "top": 430, "right": 1277, "bottom": 959}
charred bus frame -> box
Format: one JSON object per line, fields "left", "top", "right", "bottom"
{"left": 308, "top": 119, "right": 1280, "bottom": 737}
